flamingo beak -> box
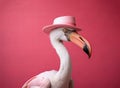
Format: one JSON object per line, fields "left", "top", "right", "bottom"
{"left": 68, "top": 32, "right": 92, "bottom": 58}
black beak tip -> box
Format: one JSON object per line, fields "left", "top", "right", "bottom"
{"left": 83, "top": 44, "right": 91, "bottom": 58}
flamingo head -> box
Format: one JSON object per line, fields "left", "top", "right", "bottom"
{"left": 49, "top": 28, "right": 92, "bottom": 58}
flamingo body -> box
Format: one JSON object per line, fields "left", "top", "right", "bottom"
{"left": 22, "top": 28, "right": 73, "bottom": 88}
{"left": 22, "top": 27, "right": 91, "bottom": 88}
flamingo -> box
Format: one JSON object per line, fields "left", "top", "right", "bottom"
{"left": 22, "top": 16, "right": 92, "bottom": 88}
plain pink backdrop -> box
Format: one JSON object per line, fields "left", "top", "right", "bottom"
{"left": 0, "top": 0, "right": 120, "bottom": 88}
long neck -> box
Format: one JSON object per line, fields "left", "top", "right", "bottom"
{"left": 50, "top": 39, "right": 72, "bottom": 80}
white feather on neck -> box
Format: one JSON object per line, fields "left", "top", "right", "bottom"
{"left": 49, "top": 28, "right": 72, "bottom": 80}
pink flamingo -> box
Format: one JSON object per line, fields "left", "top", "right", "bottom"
{"left": 22, "top": 16, "right": 92, "bottom": 88}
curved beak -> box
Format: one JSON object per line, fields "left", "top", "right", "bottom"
{"left": 68, "top": 32, "right": 92, "bottom": 58}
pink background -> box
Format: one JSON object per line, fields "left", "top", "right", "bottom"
{"left": 0, "top": 0, "right": 120, "bottom": 88}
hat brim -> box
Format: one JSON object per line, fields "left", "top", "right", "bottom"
{"left": 42, "top": 24, "right": 81, "bottom": 33}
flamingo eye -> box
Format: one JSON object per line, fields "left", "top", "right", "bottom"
{"left": 63, "top": 28, "right": 68, "bottom": 33}
{"left": 63, "top": 28, "right": 76, "bottom": 41}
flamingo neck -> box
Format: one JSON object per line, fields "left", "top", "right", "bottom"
{"left": 50, "top": 38, "right": 72, "bottom": 79}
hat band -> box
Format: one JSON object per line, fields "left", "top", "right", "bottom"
{"left": 53, "top": 22, "right": 76, "bottom": 26}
